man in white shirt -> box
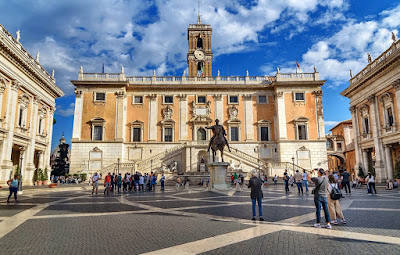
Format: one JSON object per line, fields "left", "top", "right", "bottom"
{"left": 92, "top": 172, "right": 100, "bottom": 195}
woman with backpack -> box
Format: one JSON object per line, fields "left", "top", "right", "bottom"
{"left": 327, "top": 174, "right": 346, "bottom": 225}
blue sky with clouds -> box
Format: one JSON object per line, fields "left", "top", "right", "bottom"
{"left": 0, "top": 0, "right": 399, "bottom": 149}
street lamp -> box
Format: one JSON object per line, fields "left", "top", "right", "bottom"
{"left": 291, "top": 156, "right": 295, "bottom": 175}
{"left": 117, "top": 158, "right": 120, "bottom": 175}
{"left": 18, "top": 147, "right": 26, "bottom": 194}
{"left": 254, "top": 147, "right": 261, "bottom": 179}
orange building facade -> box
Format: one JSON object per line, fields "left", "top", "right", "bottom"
{"left": 70, "top": 19, "right": 328, "bottom": 176}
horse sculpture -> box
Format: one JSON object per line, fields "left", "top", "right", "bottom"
{"left": 206, "top": 119, "right": 231, "bottom": 162}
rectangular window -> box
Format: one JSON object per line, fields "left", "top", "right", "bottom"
{"left": 197, "top": 96, "right": 206, "bottom": 104}
{"left": 133, "top": 96, "right": 143, "bottom": 104}
{"left": 230, "top": 127, "right": 239, "bottom": 141}
{"left": 93, "top": 126, "right": 103, "bottom": 141}
{"left": 258, "top": 95, "right": 267, "bottom": 104}
{"left": 260, "top": 127, "right": 269, "bottom": 141}
{"left": 38, "top": 119, "right": 42, "bottom": 134}
{"left": 132, "top": 128, "right": 141, "bottom": 142}
{"left": 298, "top": 125, "right": 307, "bottom": 140}
{"left": 18, "top": 108, "right": 23, "bottom": 127}
{"left": 164, "top": 96, "right": 173, "bottom": 104}
{"left": 295, "top": 92, "right": 305, "bottom": 101}
{"left": 95, "top": 93, "right": 105, "bottom": 101}
{"left": 387, "top": 108, "right": 394, "bottom": 126}
{"left": 364, "top": 117, "right": 369, "bottom": 133}
{"left": 229, "top": 95, "right": 238, "bottom": 104}
{"left": 337, "top": 143, "right": 342, "bottom": 151}
{"left": 164, "top": 127, "right": 173, "bottom": 142}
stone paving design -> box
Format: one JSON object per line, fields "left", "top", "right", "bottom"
{"left": 0, "top": 185, "right": 399, "bottom": 254}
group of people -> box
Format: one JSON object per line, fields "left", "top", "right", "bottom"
{"left": 90, "top": 172, "right": 165, "bottom": 195}
{"left": 230, "top": 173, "right": 245, "bottom": 187}
{"left": 280, "top": 169, "right": 310, "bottom": 194}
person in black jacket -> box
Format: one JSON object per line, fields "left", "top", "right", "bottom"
{"left": 248, "top": 172, "right": 264, "bottom": 221}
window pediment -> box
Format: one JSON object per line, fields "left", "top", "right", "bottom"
{"left": 294, "top": 117, "right": 309, "bottom": 123}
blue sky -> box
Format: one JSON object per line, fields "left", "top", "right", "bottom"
{"left": 0, "top": 0, "right": 399, "bottom": 150}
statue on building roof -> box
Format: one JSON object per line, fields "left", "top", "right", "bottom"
{"left": 121, "top": 66, "right": 124, "bottom": 74}
{"left": 350, "top": 69, "right": 353, "bottom": 77}
{"left": 36, "top": 52, "right": 40, "bottom": 62}
{"left": 80, "top": 66, "right": 83, "bottom": 73}
{"left": 367, "top": 53, "right": 372, "bottom": 63}
{"left": 51, "top": 69, "right": 55, "bottom": 78}
{"left": 16, "top": 30, "right": 20, "bottom": 42}
{"left": 392, "top": 31, "right": 397, "bottom": 43}
{"left": 217, "top": 69, "right": 220, "bottom": 76}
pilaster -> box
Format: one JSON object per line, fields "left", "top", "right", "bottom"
{"left": 350, "top": 106, "right": 361, "bottom": 173}
{"left": 384, "top": 145, "right": 394, "bottom": 180}
{"left": 43, "top": 108, "right": 54, "bottom": 171}
{"left": 394, "top": 82, "right": 400, "bottom": 127}
{"left": 214, "top": 94, "right": 223, "bottom": 122}
{"left": 72, "top": 89, "right": 83, "bottom": 140}
{"left": 115, "top": 91, "right": 126, "bottom": 142}
{"left": 275, "top": 91, "right": 287, "bottom": 140}
{"left": 243, "top": 94, "right": 254, "bottom": 141}
{"left": 313, "top": 90, "right": 325, "bottom": 139}
{"left": 179, "top": 94, "right": 188, "bottom": 141}
{"left": 25, "top": 97, "right": 39, "bottom": 174}
{"left": 148, "top": 94, "right": 158, "bottom": 141}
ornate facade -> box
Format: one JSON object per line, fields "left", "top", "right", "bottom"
{"left": 70, "top": 19, "right": 328, "bottom": 176}
{"left": 0, "top": 25, "right": 64, "bottom": 184}
{"left": 341, "top": 34, "right": 400, "bottom": 182}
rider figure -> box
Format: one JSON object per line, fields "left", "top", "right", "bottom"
{"left": 206, "top": 119, "right": 231, "bottom": 152}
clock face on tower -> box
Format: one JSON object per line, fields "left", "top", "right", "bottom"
{"left": 194, "top": 49, "right": 205, "bottom": 60}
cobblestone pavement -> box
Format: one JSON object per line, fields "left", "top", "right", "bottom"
{"left": 0, "top": 184, "right": 399, "bottom": 254}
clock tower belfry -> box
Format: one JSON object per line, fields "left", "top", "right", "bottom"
{"left": 187, "top": 15, "right": 213, "bottom": 78}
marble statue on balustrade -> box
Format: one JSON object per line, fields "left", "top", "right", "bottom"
{"left": 228, "top": 160, "right": 243, "bottom": 172}
{"left": 170, "top": 161, "right": 178, "bottom": 172}
{"left": 206, "top": 119, "right": 231, "bottom": 162}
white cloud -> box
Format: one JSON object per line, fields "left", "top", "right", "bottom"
{"left": 56, "top": 102, "right": 75, "bottom": 117}
{"left": 324, "top": 121, "right": 340, "bottom": 127}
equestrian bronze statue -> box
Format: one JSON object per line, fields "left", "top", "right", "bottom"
{"left": 206, "top": 119, "right": 231, "bottom": 162}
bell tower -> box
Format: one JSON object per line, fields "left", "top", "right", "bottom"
{"left": 187, "top": 15, "right": 213, "bottom": 78}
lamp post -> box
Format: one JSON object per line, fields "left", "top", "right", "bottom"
{"left": 254, "top": 147, "right": 261, "bottom": 179}
{"left": 291, "top": 156, "right": 295, "bottom": 175}
{"left": 18, "top": 147, "right": 26, "bottom": 194}
{"left": 117, "top": 158, "right": 120, "bottom": 176}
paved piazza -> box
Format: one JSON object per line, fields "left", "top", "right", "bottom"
{"left": 0, "top": 185, "right": 399, "bottom": 255}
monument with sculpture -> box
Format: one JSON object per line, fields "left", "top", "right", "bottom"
{"left": 206, "top": 119, "right": 231, "bottom": 190}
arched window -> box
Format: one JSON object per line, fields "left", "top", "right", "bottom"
{"left": 197, "top": 36, "right": 203, "bottom": 49}
{"left": 197, "top": 128, "right": 206, "bottom": 140}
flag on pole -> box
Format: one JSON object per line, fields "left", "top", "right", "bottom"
{"left": 296, "top": 61, "right": 301, "bottom": 73}
{"left": 200, "top": 63, "right": 204, "bottom": 77}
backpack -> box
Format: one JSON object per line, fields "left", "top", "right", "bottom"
{"left": 330, "top": 184, "right": 342, "bottom": 200}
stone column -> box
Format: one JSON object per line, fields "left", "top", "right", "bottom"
{"left": 43, "top": 108, "right": 55, "bottom": 171}
{"left": 179, "top": 94, "right": 188, "bottom": 141}
{"left": 38, "top": 151, "right": 44, "bottom": 169}
{"left": 25, "top": 97, "right": 39, "bottom": 174}
{"left": 350, "top": 106, "right": 361, "bottom": 173}
{"left": 384, "top": 145, "right": 394, "bottom": 180}
{"left": 0, "top": 80, "right": 5, "bottom": 128}
{"left": 275, "top": 91, "right": 287, "bottom": 140}
{"left": 115, "top": 91, "right": 126, "bottom": 142}
{"left": 0, "top": 80, "right": 20, "bottom": 172}
{"left": 313, "top": 91, "right": 325, "bottom": 139}
{"left": 362, "top": 150, "right": 369, "bottom": 175}
{"left": 214, "top": 94, "right": 223, "bottom": 121}
{"left": 148, "top": 94, "right": 158, "bottom": 141}
{"left": 394, "top": 82, "right": 400, "bottom": 127}
{"left": 368, "top": 95, "right": 386, "bottom": 182}
{"left": 72, "top": 90, "right": 83, "bottom": 140}
{"left": 243, "top": 94, "right": 254, "bottom": 141}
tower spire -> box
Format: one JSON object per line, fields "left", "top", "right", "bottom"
{"left": 197, "top": 0, "right": 202, "bottom": 24}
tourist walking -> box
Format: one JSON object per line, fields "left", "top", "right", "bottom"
{"left": 150, "top": 173, "right": 157, "bottom": 191}
{"left": 104, "top": 172, "right": 111, "bottom": 195}
{"left": 273, "top": 175, "right": 278, "bottom": 186}
{"left": 307, "top": 169, "right": 331, "bottom": 229}
{"left": 248, "top": 172, "right": 264, "bottom": 221}
{"left": 6, "top": 175, "right": 19, "bottom": 203}
{"left": 283, "top": 170, "right": 290, "bottom": 192}
{"left": 302, "top": 170, "right": 309, "bottom": 192}
{"left": 133, "top": 172, "right": 140, "bottom": 191}
{"left": 294, "top": 170, "right": 303, "bottom": 194}
{"left": 160, "top": 174, "right": 165, "bottom": 191}
{"left": 139, "top": 174, "right": 144, "bottom": 191}
{"left": 116, "top": 173, "right": 122, "bottom": 193}
{"left": 123, "top": 173, "right": 129, "bottom": 192}
{"left": 366, "top": 173, "right": 377, "bottom": 195}
{"left": 327, "top": 175, "right": 346, "bottom": 225}
{"left": 341, "top": 169, "right": 351, "bottom": 194}
{"left": 110, "top": 173, "right": 115, "bottom": 192}
{"left": 92, "top": 172, "right": 100, "bottom": 195}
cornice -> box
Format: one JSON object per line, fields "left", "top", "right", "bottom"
{"left": 0, "top": 25, "right": 64, "bottom": 98}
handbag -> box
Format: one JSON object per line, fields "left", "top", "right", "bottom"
{"left": 311, "top": 177, "right": 325, "bottom": 195}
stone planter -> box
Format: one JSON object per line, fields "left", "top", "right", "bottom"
{"left": 36, "top": 181, "right": 42, "bottom": 186}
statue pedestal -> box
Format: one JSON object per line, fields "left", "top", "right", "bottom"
{"left": 199, "top": 163, "right": 206, "bottom": 172}
{"left": 208, "top": 162, "right": 230, "bottom": 190}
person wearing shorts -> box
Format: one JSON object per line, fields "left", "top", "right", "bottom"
{"left": 92, "top": 172, "right": 100, "bottom": 195}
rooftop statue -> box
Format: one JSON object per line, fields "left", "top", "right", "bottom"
{"left": 206, "top": 119, "right": 231, "bottom": 162}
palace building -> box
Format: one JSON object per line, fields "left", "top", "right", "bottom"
{"left": 0, "top": 25, "right": 64, "bottom": 184}
{"left": 341, "top": 33, "right": 400, "bottom": 182}
{"left": 70, "top": 18, "right": 328, "bottom": 176}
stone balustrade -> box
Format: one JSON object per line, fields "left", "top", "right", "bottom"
{"left": 78, "top": 72, "right": 320, "bottom": 84}
{"left": 350, "top": 40, "right": 400, "bottom": 85}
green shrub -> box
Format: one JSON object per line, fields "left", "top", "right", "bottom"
{"left": 394, "top": 161, "right": 400, "bottom": 179}
{"left": 80, "top": 173, "right": 87, "bottom": 182}
{"left": 357, "top": 166, "right": 365, "bottom": 178}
